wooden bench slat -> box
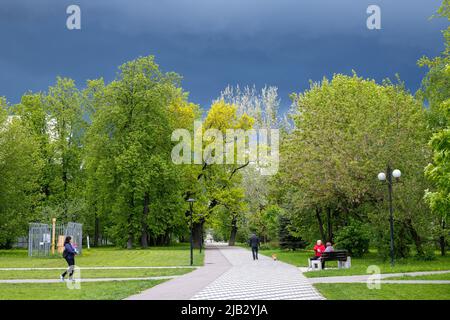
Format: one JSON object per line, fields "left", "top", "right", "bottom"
{"left": 320, "top": 250, "right": 348, "bottom": 261}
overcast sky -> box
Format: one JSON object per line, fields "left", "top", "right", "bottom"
{"left": 0, "top": 0, "right": 447, "bottom": 112}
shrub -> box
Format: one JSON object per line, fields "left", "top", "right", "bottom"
{"left": 334, "top": 220, "right": 370, "bottom": 257}
{"left": 374, "top": 222, "right": 411, "bottom": 261}
{"left": 278, "top": 214, "right": 307, "bottom": 250}
{"left": 414, "top": 242, "right": 436, "bottom": 261}
{"left": 259, "top": 242, "right": 280, "bottom": 250}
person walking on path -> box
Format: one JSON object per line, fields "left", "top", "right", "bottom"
{"left": 249, "top": 233, "right": 260, "bottom": 260}
{"left": 60, "top": 236, "right": 77, "bottom": 281}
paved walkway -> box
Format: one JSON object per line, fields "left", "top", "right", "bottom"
{"left": 127, "top": 245, "right": 324, "bottom": 300}
{"left": 191, "top": 246, "right": 324, "bottom": 300}
{"left": 126, "top": 245, "right": 231, "bottom": 300}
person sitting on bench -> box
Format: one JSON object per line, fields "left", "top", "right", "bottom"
{"left": 324, "top": 242, "right": 334, "bottom": 252}
{"left": 309, "top": 240, "right": 325, "bottom": 268}
{"left": 322, "top": 242, "right": 334, "bottom": 269}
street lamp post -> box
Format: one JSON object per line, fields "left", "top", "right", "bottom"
{"left": 378, "top": 164, "right": 401, "bottom": 267}
{"left": 186, "top": 198, "right": 195, "bottom": 266}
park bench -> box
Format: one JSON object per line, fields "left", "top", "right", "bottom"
{"left": 308, "top": 250, "right": 351, "bottom": 271}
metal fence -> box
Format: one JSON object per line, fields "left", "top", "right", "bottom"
{"left": 28, "top": 222, "right": 82, "bottom": 257}
{"left": 65, "top": 222, "right": 83, "bottom": 254}
{"left": 28, "top": 223, "right": 51, "bottom": 257}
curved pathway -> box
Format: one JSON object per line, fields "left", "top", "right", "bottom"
{"left": 125, "top": 245, "right": 231, "bottom": 300}
{"left": 127, "top": 244, "right": 324, "bottom": 300}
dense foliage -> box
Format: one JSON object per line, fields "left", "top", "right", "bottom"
{"left": 0, "top": 2, "right": 448, "bottom": 258}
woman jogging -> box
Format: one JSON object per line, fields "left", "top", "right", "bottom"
{"left": 60, "top": 236, "right": 77, "bottom": 281}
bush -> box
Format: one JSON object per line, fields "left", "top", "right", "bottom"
{"left": 334, "top": 220, "right": 370, "bottom": 257}
{"left": 278, "top": 214, "right": 307, "bottom": 250}
{"left": 374, "top": 222, "right": 411, "bottom": 261}
{"left": 414, "top": 242, "right": 436, "bottom": 261}
{"left": 259, "top": 242, "right": 280, "bottom": 250}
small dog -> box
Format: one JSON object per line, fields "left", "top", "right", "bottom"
{"left": 272, "top": 254, "right": 278, "bottom": 261}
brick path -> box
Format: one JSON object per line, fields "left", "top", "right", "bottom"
{"left": 128, "top": 244, "right": 324, "bottom": 300}
{"left": 190, "top": 245, "right": 324, "bottom": 300}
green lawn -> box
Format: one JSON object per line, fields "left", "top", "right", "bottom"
{"left": 0, "top": 245, "right": 203, "bottom": 300}
{"left": 259, "top": 248, "right": 312, "bottom": 266}
{"left": 0, "top": 280, "right": 164, "bottom": 300}
{"left": 384, "top": 272, "right": 450, "bottom": 281}
{"left": 0, "top": 268, "right": 193, "bottom": 280}
{"left": 314, "top": 283, "right": 450, "bottom": 300}
{"left": 0, "top": 245, "right": 204, "bottom": 268}
{"left": 259, "top": 248, "right": 450, "bottom": 278}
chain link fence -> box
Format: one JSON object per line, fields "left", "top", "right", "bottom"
{"left": 28, "top": 222, "right": 82, "bottom": 257}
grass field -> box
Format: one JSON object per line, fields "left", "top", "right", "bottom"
{"left": 0, "top": 280, "right": 165, "bottom": 300}
{"left": 0, "top": 245, "right": 204, "bottom": 268}
{"left": 0, "top": 245, "right": 203, "bottom": 300}
{"left": 258, "top": 248, "right": 450, "bottom": 278}
{"left": 0, "top": 268, "right": 193, "bottom": 280}
{"left": 384, "top": 272, "right": 450, "bottom": 281}
{"left": 314, "top": 283, "right": 450, "bottom": 300}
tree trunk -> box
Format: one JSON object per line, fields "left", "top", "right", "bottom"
{"left": 406, "top": 219, "right": 424, "bottom": 256}
{"left": 141, "top": 192, "right": 150, "bottom": 248}
{"left": 192, "top": 221, "right": 203, "bottom": 249}
{"left": 94, "top": 215, "right": 99, "bottom": 247}
{"left": 439, "top": 235, "right": 446, "bottom": 256}
{"left": 62, "top": 139, "right": 68, "bottom": 219}
{"left": 326, "top": 207, "right": 333, "bottom": 243}
{"left": 440, "top": 219, "right": 446, "bottom": 256}
{"left": 164, "top": 231, "right": 171, "bottom": 245}
{"left": 315, "top": 207, "right": 326, "bottom": 241}
{"left": 127, "top": 235, "right": 133, "bottom": 249}
{"left": 127, "top": 195, "right": 134, "bottom": 249}
{"left": 229, "top": 216, "right": 238, "bottom": 246}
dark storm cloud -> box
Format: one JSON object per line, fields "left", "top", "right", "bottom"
{"left": 0, "top": 0, "right": 447, "bottom": 111}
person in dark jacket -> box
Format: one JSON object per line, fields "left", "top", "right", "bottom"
{"left": 60, "top": 236, "right": 77, "bottom": 281}
{"left": 249, "top": 233, "right": 260, "bottom": 260}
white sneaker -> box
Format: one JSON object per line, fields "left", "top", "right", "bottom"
{"left": 60, "top": 275, "right": 65, "bottom": 282}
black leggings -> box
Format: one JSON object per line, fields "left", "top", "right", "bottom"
{"left": 251, "top": 247, "right": 259, "bottom": 260}
{"left": 61, "top": 257, "right": 75, "bottom": 277}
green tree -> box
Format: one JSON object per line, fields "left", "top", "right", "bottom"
{"left": 43, "top": 77, "right": 87, "bottom": 221}
{"left": 0, "top": 99, "right": 43, "bottom": 247}
{"left": 281, "top": 73, "right": 431, "bottom": 256}
{"left": 85, "top": 56, "right": 198, "bottom": 248}
{"left": 421, "top": 0, "right": 450, "bottom": 256}
{"left": 217, "top": 85, "right": 281, "bottom": 244}
{"left": 14, "top": 93, "right": 52, "bottom": 206}
{"left": 188, "top": 100, "right": 255, "bottom": 246}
